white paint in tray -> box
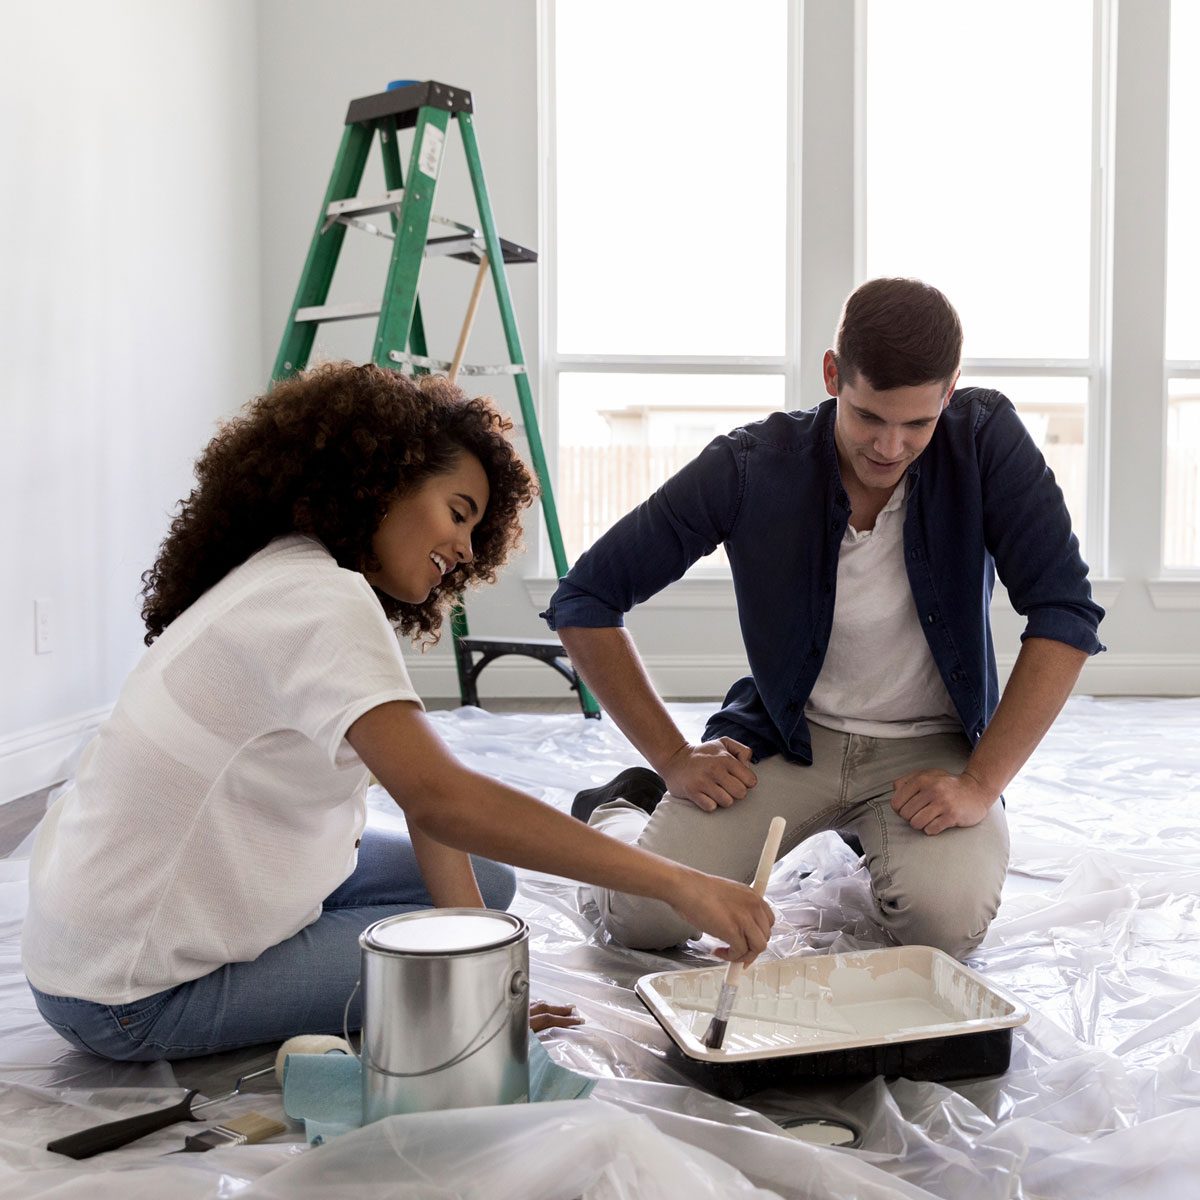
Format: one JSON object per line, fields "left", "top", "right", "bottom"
{"left": 637, "top": 945, "right": 1029, "bottom": 1061}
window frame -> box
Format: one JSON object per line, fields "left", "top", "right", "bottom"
{"left": 853, "top": 0, "right": 1111, "bottom": 573}
{"left": 1162, "top": 1, "right": 1200, "bottom": 574}
{"left": 538, "top": 0, "right": 1191, "bottom": 593}
{"left": 537, "top": 0, "right": 800, "bottom": 578}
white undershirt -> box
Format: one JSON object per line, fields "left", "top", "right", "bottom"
{"left": 805, "top": 479, "right": 961, "bottom": 739}
{"left": 22, "top": 535, "right": 422, "bottom": 1004}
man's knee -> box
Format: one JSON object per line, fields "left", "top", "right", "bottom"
{"left": 595, "top": 888, "right": 697, "bottom": 952}
{"left": 875, "top": 890, "right": 998, "bottom": 960}
{"left": 472, "top": 857, "right": 518, "bottom": 911}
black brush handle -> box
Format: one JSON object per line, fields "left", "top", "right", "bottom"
{"left": 47, "top": 1091, "right": 200, "bottom": 1159}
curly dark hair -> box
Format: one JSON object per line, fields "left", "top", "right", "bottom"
{"left": 141, "top": 362, "right": 536, "bottom": 645}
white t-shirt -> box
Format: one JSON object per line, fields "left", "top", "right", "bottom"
{"left": 22, "top": 535, "right": 422, "bottom": 1004}
{"left": 805, "top": 480, "right": 961, "bottom": 739}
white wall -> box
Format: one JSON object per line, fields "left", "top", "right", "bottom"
{"left": 0, "top": 1, "right": 262, "bottom": 801}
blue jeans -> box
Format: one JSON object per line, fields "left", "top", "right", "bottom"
{"left": 28, "top": 825, "right": 517, "bottom": 1061}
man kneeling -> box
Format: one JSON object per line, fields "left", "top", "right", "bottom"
{"left": 542, "top": 278, "right": 1104, "bottom": 960}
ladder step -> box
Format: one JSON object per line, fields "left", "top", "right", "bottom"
{"left": 324, "top": 188, "right": 407, "bottom": 224}
{"left": 459, "top": 637, "right": 567, "bottom": 653}
{"left": 323, "top": 195, "right": 477, "bottom": 236}
{"left": 387, "top": 351, "right": 527, "bottom": 377}
{"left": 453, "top": 635, "right": 594, "bottom": 715}
{"left": 425, "top": 235, "right": 537, "bottom": 266}
{"left": 295, "top": 301, "right": 380, "bottom": 324}
{"left": 322, "top": 200, "right": 535, "bottom": 265}
{"left": 344, "top": 81, "right": 473, "bottom": 129}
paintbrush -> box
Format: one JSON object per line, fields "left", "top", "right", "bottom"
{"left": 170, "top": 1111, "right": 287, "bottom": 1153}
{"left": 702, "top": 814, "right": 786, "bottom": 1051}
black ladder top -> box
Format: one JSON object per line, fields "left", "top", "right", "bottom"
{"left": 345, "top": 82, "right": 473, "bottom": 129}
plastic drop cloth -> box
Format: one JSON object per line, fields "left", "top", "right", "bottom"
{"left": 0, "top": 696, "right": 1197, "bottom": 1198}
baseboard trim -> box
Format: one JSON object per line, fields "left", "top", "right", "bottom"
{"left": 1053, "top": 652, "right": 1200, "bottom": 696}
{"left": 0, "top": 706, "right": 111, "bottom": 805}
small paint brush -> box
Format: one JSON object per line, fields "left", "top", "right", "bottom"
{"left": 170, "top": 1111, "right": 287, "bottom": 1153}
{"left": 702, "top": 815, "right": 786, "bottom": 1051}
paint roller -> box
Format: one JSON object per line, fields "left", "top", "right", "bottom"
{"left": 46, "top": 1034, "right": 351, "bottom": 1159}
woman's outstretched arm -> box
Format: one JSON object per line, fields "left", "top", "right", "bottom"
{"left": 346, "top": 700, "right": 774, "bottom": 964}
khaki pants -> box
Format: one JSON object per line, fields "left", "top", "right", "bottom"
{"left": 589, "top": 724, "right": 1009, "bottom": 960}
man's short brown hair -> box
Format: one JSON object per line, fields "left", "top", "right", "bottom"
{"left": 833, "top": 277, "right": 963, "bottom": 392}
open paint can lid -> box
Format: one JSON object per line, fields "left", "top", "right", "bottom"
{"left": 777, "top": 1116, "right": 862, "bottom": 1148}
{"left": 361, "top": 908, "right": 526, "bottom": 955}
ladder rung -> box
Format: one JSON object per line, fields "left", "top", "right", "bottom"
{"left": 322, "top": 203, "right": 534, "bottom": 268}
{"left": 325, "top": 211, "right": 535, "bottom": 267}
{"left": 295, "top": 301, "right": 380, "bottom": 324}
{"left": 455, "top": 363, "right": 529, "bottom": 377}
{"left": 323, "top": 189, "right": 406, "bottom": 230}
{"left": 325, "top": 195, "right": 479, "bottom": 236}
{"left": 387, "top": 351, "right": 527, "bottom": 377}
{"left": 459, "top": 636, "right": 567, "bottom": 654}
{"left": 335, "top": 215, "right": 394, "bottom": 241}
{"left": 334, "top": 211, "right": 480, "bottom": 243}
{"left": 323, "top": 198, "right": 476, "bottom": 237}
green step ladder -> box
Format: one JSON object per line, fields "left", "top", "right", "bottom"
{"left": 272, "top": 80, "right": 599, "bottom": 718}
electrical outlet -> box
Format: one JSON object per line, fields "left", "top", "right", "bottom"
{"left": 34, "top": 598, "right": 53, "bottom": 654}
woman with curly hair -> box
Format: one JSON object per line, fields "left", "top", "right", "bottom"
{"left": 21, "top": 362, "right": 772, "bottom": 1062}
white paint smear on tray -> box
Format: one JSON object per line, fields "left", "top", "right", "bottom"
{"left": 658, "top": 955, "right": 998, "bottom": 1053}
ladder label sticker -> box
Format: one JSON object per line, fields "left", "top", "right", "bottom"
{"left": 417, "top": 125, "right": 445, "bottom": 181}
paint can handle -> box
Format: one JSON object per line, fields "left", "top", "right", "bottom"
{"left": 342, "top": 978, "right": 362, "bottom": 1062}
{"left": 361, "top": 966, "right": 528, "bottom": 1080}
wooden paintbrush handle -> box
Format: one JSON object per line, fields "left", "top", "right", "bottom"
{"left": 750, "top": 816, "right": 787, "bottom": 897}
{"left": 719, "top": 815, "right": 786, "bottom": 987}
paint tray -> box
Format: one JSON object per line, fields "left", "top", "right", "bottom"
{"left": 636, "top": 945, "right": 1029, "bottom": 1099}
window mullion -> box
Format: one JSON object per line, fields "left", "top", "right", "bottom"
{"left": 537, "top": 0, "right": 558, "bottom": 578}
{"left": 1108, "top": 0, "right": 1172, "bottom": 579}
{"left": 1089, "top": 0, "right": 1115, "bottom": 576}
{"left": 799, "top": 0, "right": 856, "bottom": 415}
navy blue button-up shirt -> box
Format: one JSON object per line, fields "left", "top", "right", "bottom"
{"left": 541, "top": 389, "right": 1105, "bottom": 764}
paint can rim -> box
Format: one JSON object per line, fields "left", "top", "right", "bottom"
{"left": 360, "top": 908, "right": 527, "bottom": 956}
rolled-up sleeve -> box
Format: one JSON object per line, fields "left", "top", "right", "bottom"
{"left": 542, "top": 432, "right": 746, "bottom": 632}
{"left": 977, "top": 392, "right": 1105, "bottom": 655}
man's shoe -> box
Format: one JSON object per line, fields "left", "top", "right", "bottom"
{"left": 571, "top": 766, "right": 667, "bottom": 824}
{"left": 837, "top": 829, "right": 865, "bottom": 858}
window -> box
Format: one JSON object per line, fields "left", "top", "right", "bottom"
{"left": 557, "top": 374, "right": 784, "bottom": 567}
{"left": 548, "top": 0, "right": 788, "bottom": 561}
{"left": 545, "top": 1, "right": 1194, "bottom": 594}
{"left": 863, "top": 0, "right": 1097, "bottom": 557}
{"left": 1165, "top": 0, "right": 1200, "bottom": 568}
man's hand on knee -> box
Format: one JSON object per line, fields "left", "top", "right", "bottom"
{"left": 661, "top": 738, "right": 757, "bottom": 812}
{"left": 890, "top": 769, "right": 997, "bottom": 835}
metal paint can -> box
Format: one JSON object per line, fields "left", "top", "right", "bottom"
{"left": 359, "top": 909, "right": 529, "bottom": 1122}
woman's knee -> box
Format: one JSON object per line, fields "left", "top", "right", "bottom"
{"left": 471, "top": 857, "right": 517, "bottom": 910}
